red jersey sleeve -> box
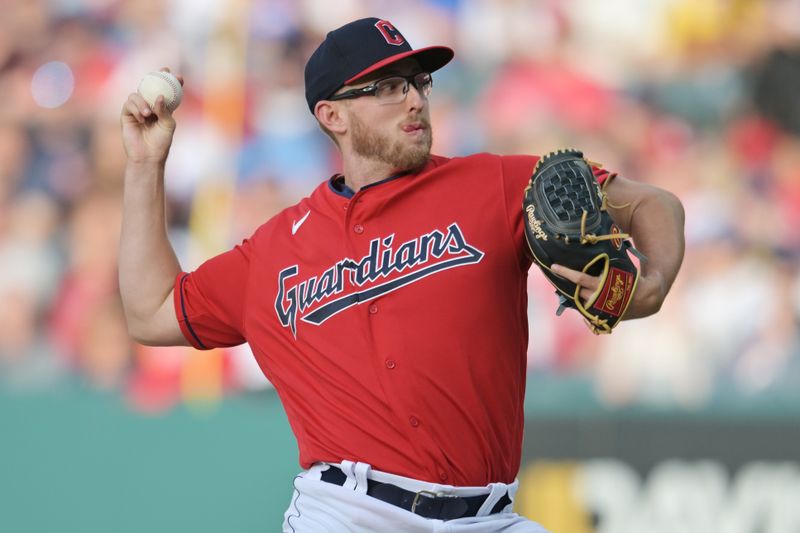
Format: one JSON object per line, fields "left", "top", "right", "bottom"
{"left": 499, "top": 154, "right": 614, "bottom": 269}
{"left": 592, "top": 165, "right": 613, "bottom": 186}
{"left": 500, "top": 155, "right": 538, "bottom": 269}
{"left": 173, "top": 239, "right": 252, "bottom": 349}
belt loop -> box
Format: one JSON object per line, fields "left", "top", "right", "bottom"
{"left": 340, "top": 460, "right": 359, "bottom": 491}
{"left": 476, "top": 482, "right": 511, "bottom": 517}
{"left": 506, "top": 479, "right": 520, "bottom": 503}
{"left": 352, "top": 462, "right": 371, "bottom": 495}
{"left": 305, "top": 463, "right": 326, "bottom": 480}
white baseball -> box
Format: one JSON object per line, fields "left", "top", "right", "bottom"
{"left": 137, "top": 71, "right": 183, "bottom": 112}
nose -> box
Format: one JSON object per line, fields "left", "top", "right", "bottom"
{"left": 405, "top": 82, "right": 426, "bottom": 111}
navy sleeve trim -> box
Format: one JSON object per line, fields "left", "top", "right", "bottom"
{"left": 179, "top": 273, "right": 208, "bottom": 350}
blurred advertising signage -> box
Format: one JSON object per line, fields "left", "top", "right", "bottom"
{"left": 515, "top": 459, "right": 800, "bottom": 532}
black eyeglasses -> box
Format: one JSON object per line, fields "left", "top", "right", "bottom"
{"left": 328, "top": 72, "right": 433, "bottom": 105}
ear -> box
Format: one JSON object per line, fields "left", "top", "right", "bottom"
{"left": 314, "top": 100, "right": 347, "bottom": 135}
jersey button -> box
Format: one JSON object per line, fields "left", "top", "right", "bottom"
{"left": 368, "top": 304, "right": 378, "bottom": 314}
{"left": 409, "top": 416, "right": 420, "bottom": 428}
{"left": 343, "top": 203, "right": 349, "bottom": 210}
{"left": 353, "top": 224, "right": 364, "bottom": 234}
{"left": 439, "top": 472, "right": 449, "bottom": 482}
{"left": 385, "top": 359, "right": 396, "bottom": 369}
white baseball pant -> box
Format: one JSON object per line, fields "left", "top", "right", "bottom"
{"left": 282, "top": 461, "right": 551, "bottom": 532}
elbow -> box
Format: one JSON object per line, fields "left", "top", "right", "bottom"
{"left": 122, "top": 304, "right": 186, "bottom": 347}
{"left": 120, "top": 291, "right": 176, "bottom": 346}
{"left": 640, "top": 289, "right": 665, "bottom": 318}
{"left": 657, "top": 188, "right": 686, "bottom": 227}
{"left": 125, "top": 319, "right": 151, "bottom": 345}
{"left": 670, "top": 191, "right": 685, "bottom": 221}
{"left": 123, "top": 313, "right": 161, "bottom": 346}
{"left": 625, "top": 290, "right": 663, "bottom": 320}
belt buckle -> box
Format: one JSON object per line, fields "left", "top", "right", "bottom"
{"left": 410, "top": 490, "right": 440, "bottom": 514}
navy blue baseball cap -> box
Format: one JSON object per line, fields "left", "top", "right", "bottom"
{"left": 304, "top": 17, "right": 454, "bottom": 113}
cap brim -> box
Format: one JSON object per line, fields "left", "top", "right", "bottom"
{"left": 344, "top": 45, "right": 454, "bottom": 85}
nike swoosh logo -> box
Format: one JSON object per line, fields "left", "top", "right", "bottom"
{"left": 291, "top": 210, "right": 311, "bottom": 235}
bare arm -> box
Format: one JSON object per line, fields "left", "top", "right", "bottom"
{"left": 118, "top": 70, "right": 188, "bottom": 346}
{"left": 552, "top": 175, "right": 686, "bottom": 319}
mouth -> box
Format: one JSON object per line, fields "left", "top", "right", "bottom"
{"left": 401, "top": 122, "right": 427, "bottom": 135}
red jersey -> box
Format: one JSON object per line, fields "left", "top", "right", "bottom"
{"left": 174, "top": 153, "right": 611, "bottom": 486}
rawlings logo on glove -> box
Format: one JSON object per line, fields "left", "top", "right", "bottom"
{"left": 523, "top": 148, "right": 642, "bottom": 334}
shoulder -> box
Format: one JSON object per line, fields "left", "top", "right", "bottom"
{"left": 250, "top": 180, "right": 331, "bottom": 242}
{"left": 426, "top": 153, "right": 539, "bottom": 172}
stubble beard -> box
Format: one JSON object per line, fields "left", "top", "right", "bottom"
{"left": 350, "top": 113, "right": 432, "bottom": 173}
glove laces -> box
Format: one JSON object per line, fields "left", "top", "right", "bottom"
{"left": 579, "top": 210, "right": 630, "bottom": 245}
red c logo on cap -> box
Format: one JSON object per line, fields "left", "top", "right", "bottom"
{"left": 375, "top": 20, "right": 405, "bottom": 46}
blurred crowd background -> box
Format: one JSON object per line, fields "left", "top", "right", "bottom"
{"left": 3, "top": 1, "right": 800, "bottom": 530}
{"left": 1, "top": 0, "right": 799, "bottom": 415}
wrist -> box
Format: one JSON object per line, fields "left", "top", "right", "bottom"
{"left": 124, "top": 158, "right": 168, "bottom": 186}
{"left": 125, "top": 157, "right": 167, "bottom": 170}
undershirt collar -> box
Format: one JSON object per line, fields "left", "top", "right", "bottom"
{"left": 328, "top": 171, "right": 411, "bottom": 199}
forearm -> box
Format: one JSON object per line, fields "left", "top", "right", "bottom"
{"left": 118, "top": 160, "right": 181, "bottom": 333}
{"left": 622, "top": 188, "right": 685, "bottom": 318}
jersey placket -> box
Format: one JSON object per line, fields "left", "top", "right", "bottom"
{"left": 341, "top": 187, "right": 384, "bottom": 365}
{"left": 343, "top": 185, "right": 453, "bottom": 484}
{"left": 342, "top": 189, "right": 407, "bottom": 432}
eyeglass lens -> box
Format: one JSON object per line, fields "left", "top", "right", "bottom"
{"left": 375, "top": 73, "right": 432, "bottom": 103}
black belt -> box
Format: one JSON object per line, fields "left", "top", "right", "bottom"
{"left": 320, "top": 465, "right": 512, "bottom": 521}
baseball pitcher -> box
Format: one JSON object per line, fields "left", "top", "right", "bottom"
{"left": 119, "top": 17, "right": 685, "bottom": 533}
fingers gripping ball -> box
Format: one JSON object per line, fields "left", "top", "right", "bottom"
{"left": 523, "top": 148, "right": 642, "bottom": 334}
{"left": 137, "top": 71, "right": 183, "bottom": 112}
